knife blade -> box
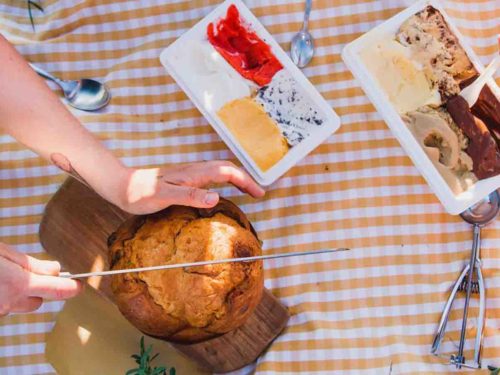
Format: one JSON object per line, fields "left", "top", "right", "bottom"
{"left": 60, "top": 247, "right": 349, "bottom": 279}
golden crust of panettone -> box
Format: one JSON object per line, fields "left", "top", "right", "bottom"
{"left": 107, "top": 199, "right": 264, "bottom": 343}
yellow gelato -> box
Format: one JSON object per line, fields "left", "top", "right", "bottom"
{"left": 217, "top": 98, "right": 289, "bottom": 171}
{"left": 361, "top": 39, "right": 441, "bottom": 114}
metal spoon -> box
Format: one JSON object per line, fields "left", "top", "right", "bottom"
{"left": 290, "top": 0, "right": 314, "bottom": 68}
{"left": 29, "top": 63, "right": 111, "bottom": 111}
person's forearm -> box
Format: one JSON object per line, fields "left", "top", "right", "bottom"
{"left": 0, "top": 34, "right": 129, "bottom": 207}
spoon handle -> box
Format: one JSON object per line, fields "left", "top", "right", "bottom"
{"left": 456, "top": 224, "right": 481, "bottom": 368}
{"left": 29, "top": 63, "right": 63, "bottom": 84}
{"left": 302, "top": 0, "right": 312, "bottom": 30}
{"left": 460, "top": 54, "right": 500, "bottom": 107}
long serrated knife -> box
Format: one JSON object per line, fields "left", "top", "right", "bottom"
{"left": 60, "top": 248, "right": 349, "bottom": 279}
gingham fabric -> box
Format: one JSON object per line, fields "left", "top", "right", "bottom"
{"left": 0, "top": 0, "right": 499, "bottom": 374}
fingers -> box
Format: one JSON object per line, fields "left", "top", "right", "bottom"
{"left": 125, "top": 161, "right": 265, "bottom": 213}
{"left": 23, "top": 257, "right": 60, "bottom": 276}
{"left": 165, "top": 161, "right": 265, "bottom": 198}
{"left": 0, "top": 253, "right": 79, "bottom": 317}
{"left": 208, "top": 161, "right": 265, "bottom": 198}
{"left": 28, "top": 274, "right": 82, "bottom": 300}
{"left": 0, "top": 244, "right": 60, "bottom": 276}
{"left": 158, "top": 184, "right": 220, "bottom": 208}
{"left": 10, "top": 297, "right": 43, "bottom": 313}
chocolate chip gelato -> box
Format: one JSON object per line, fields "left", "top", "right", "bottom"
{"left": 397, "top": 6, "right": 477, "bottom": 99}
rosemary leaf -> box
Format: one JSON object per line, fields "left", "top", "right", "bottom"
{"left": 128, "top": 336, "right": 175, "bottom": 375}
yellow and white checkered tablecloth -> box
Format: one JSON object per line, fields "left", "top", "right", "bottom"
{"left": 0, "top": 0, "right": 499, "bottom": 373}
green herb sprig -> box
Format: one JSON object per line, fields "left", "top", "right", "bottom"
{"left": 126, "top": 336, "right": 176, "bottom": 375}
{"left": 488, "top": 366, "right": 500, "bottom": 375}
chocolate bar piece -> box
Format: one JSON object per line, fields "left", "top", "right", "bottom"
{"left": 460, "top": 75, "right": 500, "bottom": 140}
{"left": 446, "top": 95, "right": 500, "bottom": 179}
{"left": 472, "top": 85, "right": 500, "bottom": 140}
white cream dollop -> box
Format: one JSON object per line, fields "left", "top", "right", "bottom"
{"left": 171, "top": 40, "right": 253, "bottom": 112}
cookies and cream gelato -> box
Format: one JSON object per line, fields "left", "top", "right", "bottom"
{"left": 256, "top": 70, "right": 325, "bottom": 146}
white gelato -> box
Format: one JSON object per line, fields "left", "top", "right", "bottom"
{"left": 255, "top": 70, "right": 325, "bottom": 146}
{"left": 171, "top": 39, "right": 254, "bottom": 112}
{"left": 360, "top": 39, "right": 441, "bottom": 114}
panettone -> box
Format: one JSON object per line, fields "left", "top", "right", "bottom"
{"left": 107, "top": 199, "right": 264, "bottom": 343}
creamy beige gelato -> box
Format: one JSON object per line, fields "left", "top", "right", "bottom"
{"left": 360, "top": 39, "right": 441, "bottom": 114}
{"left": 403, "top": 108, "right": 476, "bottom": 193}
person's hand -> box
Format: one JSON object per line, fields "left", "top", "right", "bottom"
{"left": 118, "top": 161, "right": 266, "bottom": 215}
{"left": 0, "top": 243, "right": 82, "bottom": 316}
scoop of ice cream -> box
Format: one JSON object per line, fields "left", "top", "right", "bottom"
{"left": 255, "top": 70, "right": 325, "bottom": 146}
{"left": 360, "top": 39, "right": 441, "bottom": 114}
{"left": 404, "top": 109, "right": 476, "bottom": 194}
{"left": 217, "top": 97, "right": 289, "bottom": 171}
{"left": 171, "top": 39, "right": 254, "bottom": 112}
{"left": 397, "top": 6, "right": 476, "bottom": 98}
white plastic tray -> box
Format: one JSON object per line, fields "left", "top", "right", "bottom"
{"left": 160, "top": 0, "right": 341, "bottom": 186}
{"left": 342, "top": 0, "right": 500, "bottom": 215}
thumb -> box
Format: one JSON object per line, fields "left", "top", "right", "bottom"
{"left": 160, "top": 184, "right": 220, "bottom": 208}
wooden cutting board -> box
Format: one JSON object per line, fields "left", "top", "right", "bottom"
{"left": 46, "top": 287, "right": 206, "bottom": 375}
{"left": 39, "top": 178, "right": 290, "bottom": 373}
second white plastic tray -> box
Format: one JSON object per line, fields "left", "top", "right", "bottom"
{"left": 342, "top": 0, "right": 500, "bottom": 215}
